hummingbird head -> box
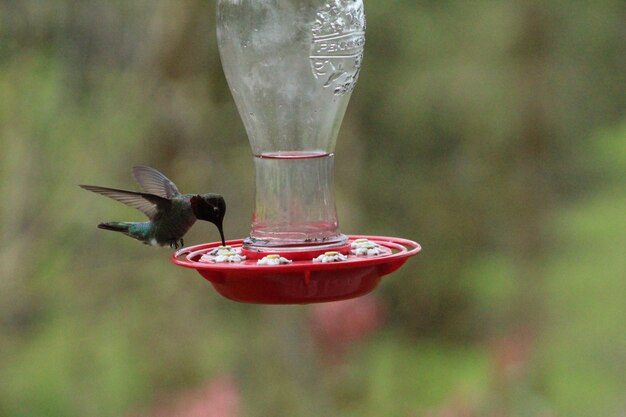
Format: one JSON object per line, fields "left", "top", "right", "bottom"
{"left": 190, "top": 194, "right": 226, "bottom": 246}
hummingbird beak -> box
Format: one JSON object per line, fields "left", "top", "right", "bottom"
{"left": 216, "top": 220, "right": 226, "bottom": 247}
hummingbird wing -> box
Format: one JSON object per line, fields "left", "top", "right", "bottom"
{"left": 132, "top": 166, "right": 181, "bottom": 199}
{"left": 79, "top": 185, "right": 171, "bottom": 219}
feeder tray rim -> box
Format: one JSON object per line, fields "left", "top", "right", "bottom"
{"left": 172, "top": 235, "right": 421, "bottom": 272}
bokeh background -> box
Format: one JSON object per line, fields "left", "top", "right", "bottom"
{"left": 1, "top": 1, "right": 624, "bottom": 416}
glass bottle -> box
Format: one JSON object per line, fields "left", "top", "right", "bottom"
{"left": 217, "top": 0, "right": 366, "bottom": 251}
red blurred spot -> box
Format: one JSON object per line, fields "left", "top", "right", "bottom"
{"left": 310, "top": 295, "right": 386, "bottom": 362}
{"left": 141, "top": 374, "right": 240, "bottom": 417}
{"left": 490, "top": 326, "right": 534, "bottom": 381}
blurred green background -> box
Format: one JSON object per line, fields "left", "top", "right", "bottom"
{"left": 0, "top": 1, "right": 624, "bottom": 416}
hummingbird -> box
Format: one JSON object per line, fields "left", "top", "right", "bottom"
{"left": 80, "top": 166, "right": 226, "bottom": 249}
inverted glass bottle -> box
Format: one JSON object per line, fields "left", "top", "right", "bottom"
{"left": 217, "top": 0, "right": 366, "bottom": 251}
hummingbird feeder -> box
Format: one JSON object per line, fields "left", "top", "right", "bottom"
{"left": 172, "top": 0, "right": 421, "bottom": 304}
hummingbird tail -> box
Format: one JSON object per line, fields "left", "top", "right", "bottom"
{"left": 97, "top": 221, "right": 153, "bottom": 244}
{"left": 97, "top": 222, "right": 130, "bottom": 233}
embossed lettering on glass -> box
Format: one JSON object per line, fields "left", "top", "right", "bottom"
{"left": 217, "top": 0, "right": 365, "bottom": 252}
{"left": 311, "top": 0, "right": 366, "bottom": 95}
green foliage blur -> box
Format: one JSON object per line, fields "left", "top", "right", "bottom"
{"left": 0, "top": 1, "right": 624, "bottom": 416}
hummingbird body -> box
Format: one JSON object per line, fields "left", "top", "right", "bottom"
{"left": 97, "top": 196, "right": 196, "bottom": 247}
{"left": 81, "top": 167, "right": 226, "bottom": 248}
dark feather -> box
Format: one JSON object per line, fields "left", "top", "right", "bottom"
{"left": 79, "top": 185, "right": 170, "bottom": 219}
{"left": 132, "top": 166, "right": 180, "bottom": 199}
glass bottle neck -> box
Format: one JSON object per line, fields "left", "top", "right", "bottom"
{"left": 244, "top": 151, "right": 347, "bottom": 252}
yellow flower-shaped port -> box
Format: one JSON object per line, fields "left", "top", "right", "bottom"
{"left": 350, "top": 239, "right": 383, "bottom": 256}
{"left": 312, "top": 251, "right": 348, "bottom": 263}
{"left": 257, "top": 254, "right": 293, "bottom": 266}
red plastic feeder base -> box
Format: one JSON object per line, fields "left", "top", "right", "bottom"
{"left": 172, "top": 235, "right": 421, "bottom": 304}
